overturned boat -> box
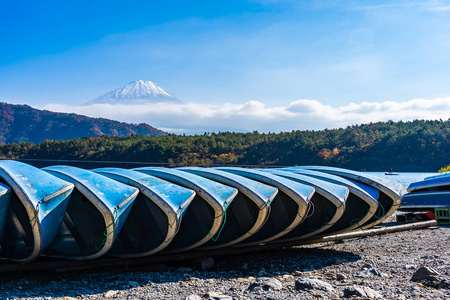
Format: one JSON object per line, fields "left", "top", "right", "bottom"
{"left": 93, "top": 168, "right": 195, "bottom": 257}
{"left": 42, "top": 166, "right": 139, "bottom": 260}
{"left": 260, "top": 169, "right": 349, "bottom": 240}
{"left": 215, "top": 167, "right": 314, "bottom": 244}
{"left": 400, "top": 173, "right": 450, "bottom": 211}
{"left": 133, "top": 167, "right": 238, "bottom": 252}
{"left": 276, "top": 169, "right": 379, "bottom": 231}
{"left": 287, "top": 166, "right": 402, "bottom": 226}
{"left": 178, "top": 167, "right": 277, "bottom": 249}
{"left": 0, "top": 161, "right": 74, "bottom": 262}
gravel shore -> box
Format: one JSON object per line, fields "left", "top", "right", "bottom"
{"left": 1, "top": 224, "right": 449, "bottom": 300}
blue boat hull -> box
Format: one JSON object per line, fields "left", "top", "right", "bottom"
{"left": 215, "top": 167, "right": 314, "bottom": 244}
{"left": 400, "top": 191, "right": 450, "bottom": 211}
{"left": 133, "top": 167, "right": 238, "bottom": 252}
{"left": 261, "top": 169, "right": 348, "bottom": 240}
{"left": 0, "top": 160, "right": 74, "bottom": 262}
{"left": 43, "top": 166, "right": 138, "bottom": 260}
{"left": 94, "top": 168, "right": 196, "bottom": 257}
{"left": 285, "top": 166, "right": 402, "bottom": 226}
{"left": 280, "top": 169, "right": 379, "bottom": 231}
{"left": 179, "top": 167, "right": 277, "bottom": 249}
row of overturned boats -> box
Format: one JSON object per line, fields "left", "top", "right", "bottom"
{"left": 0, "top": 160, "right": 403, "bottom": 263}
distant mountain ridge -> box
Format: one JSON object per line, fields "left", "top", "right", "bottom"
{"left": 84, "top": 80, "right": 182, "bottom": 105}
{"left": 0, "top": 102, "right": 166, "bottom": 144}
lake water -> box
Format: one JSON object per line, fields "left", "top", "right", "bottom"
{"left": 366, "top": 172, "right": 439, "bottom": 194}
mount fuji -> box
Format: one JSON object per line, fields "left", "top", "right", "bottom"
{"left": 84, "top": 80, "right": 183, "bottom": 105}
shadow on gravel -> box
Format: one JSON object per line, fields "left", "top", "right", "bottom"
{"left": 0, "top": 246, "right": 360, "bottom": 299}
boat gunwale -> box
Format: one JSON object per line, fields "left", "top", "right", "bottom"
{"left": 260, "top": 169, "right": 348, "bottom": 207}
{"left": 406, "top": 177, "right": 450, "bottom": 193}
{"left": 93, "top": 168, "right": 195, "bottom": 217}
{"left": 133, "top": 167, "right": 238, "bottom": 252}
{"left": 260, "top": 169, "right": 349, "bottom": 241}
{"left": 42, "top": 166, "right": 138, "bottom": 260}
{"left": 215, "top": 167, "right": 314, "bottom": 244}
{"left": 178, "top": 167, "right": 277, "bottom": 249}
{"left": 0, "top": 162, "right": 74, "bottom": 262}
{"left": 93, "top": 168, "right": 196, "bottom": 257}
{"left": 287, "top": 166, "right": 402, "bottom": 226}
{"left": 281, "top": 169, "right": 379, "bottom": 230}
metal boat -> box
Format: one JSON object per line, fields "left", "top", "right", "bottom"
{"left": 407, "top": 173, "right": 450, "bottom": 192}
{"left": 260, "top": 169, "right": 349, "bottom": 240}
{"left": 0, "top": 160, "right": 74, "bottom": 262}
{"left": 93, "top": 168, "right": 195, "bottom": 257}
{"left": 133, "top": 167, "right": 238, "bottom": 252}
{"left": 178, "top": 167, "right": 277, "bottom": 249}
{"left": 43, "top": 166, "right": 139, "bottom": 260}
{"left": 400, "top": 173, "right": 450, "bottom": 211}
{"left": 400, "top": 191, "right": 450, "bottom": 211}
{"left": 215, "top": 167, "right": 314, "bottom": 244}
{"left": 275, "top": 169, "right": 379, "bottom": 231}
{"left": 287, "top": 166, "right": 402, "bottom": 226}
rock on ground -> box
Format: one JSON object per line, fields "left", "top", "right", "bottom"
{"left": 248, "top": 277, "right": 283, "bottom": 291}
{"left": 295, "top": 278, "right": 335, "bottom": 293}
{"left": 343, "top": 286, "right": 383, "bottom": 299}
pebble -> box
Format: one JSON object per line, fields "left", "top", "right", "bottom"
{"left": 294, "top": 278, "right": 335, "bottom": 293}
{"left": 203, "top": 292, "right": 233, "bottom": 300}
{"left": 343, "top": 286, "right": 383, "bottom": 299}
{"left": 281, "top": 274, "right": 294, "bottom": 281}
{"left": 104, "top": 290, "right": 119, "bottom": 297}
{"left": 411, "top": 266, "right": 440, "bottom": 281}
{"left": 0, "top": 226, "right": 448, "bottom": 300}
{"left": 248, "top": 277, "right": 283, "bottom": 291}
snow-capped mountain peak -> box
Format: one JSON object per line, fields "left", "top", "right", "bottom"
{"left": 84, "top": 80, "right": 182, "bottom": 105}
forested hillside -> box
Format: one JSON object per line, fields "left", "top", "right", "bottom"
{"left": 0, "top": 102, "right": 165, "bottom": 144}
{"left": 0, "top": 119, "right": 449, "bottom": 171}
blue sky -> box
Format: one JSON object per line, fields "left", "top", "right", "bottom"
{"left": 2, "top": 0, "right": 450, "bottom": 133}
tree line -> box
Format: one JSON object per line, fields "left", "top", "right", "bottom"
{"left": 1, "top": 119, "right": 449, "bottom": 172}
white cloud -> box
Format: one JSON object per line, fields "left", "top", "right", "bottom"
{"left": 42, "top": 97, "right": 450, "bottom": 134}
